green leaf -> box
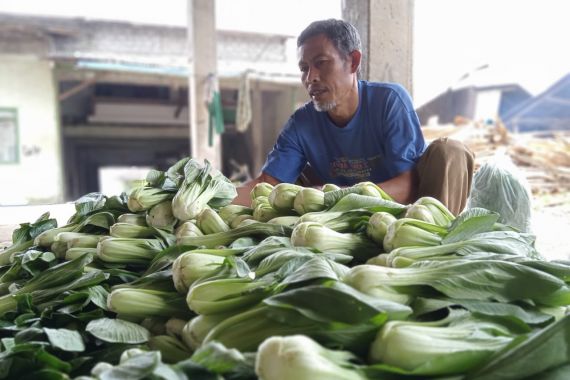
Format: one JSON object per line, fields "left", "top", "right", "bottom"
{"left": 113, "top": 270, "right": 175, "bottom": 292}
{"left": 86, "top": 318, "right": 150, "bottom": 344}
{"left": 400, "top": 260, "right": 570, "bottom": 307}
{"left": 232, "top": 258, "right": 252, "bottom": 278}
{"left": 361, "top": 363, "right": 428, "bottom": 379}
{"left": 98, "top": 351, "right": 161, "bottom": 380}
{"left": 527, "top": 363, "right": 570, "bottom": 380}
{"left": 265, "top": 281, "right": 411, "bottom": 324}
{"left": 69, "top": 192, "right": 108, "bottom": 223}
{"left": 33, "top": 212, "right": 52, "bottom": 224}
{"left": 152, "top": 228, "right": 177, "bottom": 248}
{"left": 455, "top": 231, "right": 539, "bottom": 258}
{"left": 28, "top": 218, "right": 59, "bottom": 242}
{"left": 191, "top": 341, "right": 255, "bottom": 376}
{"left": 14, "top": 312, "right": 40, "bottom": 327}
{"left": 14, "top": 327, "right": 45, "bottom": 344}
{"left": 14, "top": 293, "right": 34, "bottom": 315}
{"left": 254, "top": 249, "right": 315, "bottom": 277}
{"left": 1, "top": 337, "right": 15, "bottom": 352}
{"left": 31, "top": 270, "right": 109, "bottom": 306}
{"left": 105, "top": 193, "right": 130, "bottom": 214}
{"left": 96, "top": 350, "right": 184, "bottom": 380}
{"left": 280, "top": 256, "right": 349, "bottom": 286}
{"left": 21, "top": 250, "right": 56, "bottom": 277}
{"left": 48, "top": 292, "right": 89, "bottom": 315}
{"left": 177, "top": 223, "right": 292, "bottom": 250}
{"left": 261, "top": 282, "right": 412, "bottom": 355}
{"left": 144, "top": 245, "right": 197, "bottom": 275}
{"left": 173, "top": 359, "right": 219, "bottom": 380}
{"left": 35, "top": 350, "right": 72, "bottom": 374}
{"left": 43, "top": 328, "right": 85, "bottom": 352}
{"left": 0, "top": 260, "right": 25, "bottom": 284}
{"left": 101, "top": 267, "right": 140, "bottom": 284}
{"left": 11, "top": 224, "right": 32, "bottom": 244}
{"left": 18, "top": 253, "right": 93, "bottom": 295}
{"left": 10, "top": 213, "right": 57, "bottom": 245}
{"left": 520, "top": 260, "right": 570, "bottom": 283}
{"left": 63, "top": 292, "right": 89, "bottom": 305}
{"left": 444, "top": 208, "right": 500, "bottom": 244}
{"left": 413, "top": 297, "right": 553, "bottom": 329}
{"left": 146, "top": 169, "right": 166, "bottom": 187}
{"left": 68, "top": 356, "right": 92, "bottom": 372}
{"left": 0, "top": 357, "right": 12, "bottom": 378}
{"left": 72, "top": 308, "right": 106, "bottom": 322}
{"left": 20, "top": 368, "right": 70, "bottom": 380}
{"left": 229, "top": 236, "right": 259, "bottom": 248}
{"left": 27, "top": 349, "right": 71, "bottom": 373}
{"left": 324, "top": 187, "right": 360, "bottom": 207}
{"left": 324, "top": 184, "right": 393, "bottom": 208}
{"left": 468, "top": 315, "right": 570, "bottom": 380}
{"left": 81, "top": 343, "right": 133, "bottom": 363}
{"left": 329, "top": 194, "right": 406, "bottom": 214}
{"left": 167, "top": 157, "right": 190, "bottom": 179}
{"left": 455, "top": 299, "right": 554, "bottom": 329}
{"left": 79, "top": 211, "right": 115, "bottom": 231}
{"left": 87, "top": 285, "right": 110, "bottom": 311}
{"left": 241, "top": 236, "right": 293, "bottom": 265}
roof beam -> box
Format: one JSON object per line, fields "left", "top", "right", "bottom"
{"left": 58, "top": 77, "right": 96, "bottom": 101}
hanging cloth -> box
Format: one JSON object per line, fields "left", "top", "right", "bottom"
{"left": 236, "top": 69, "right": 253, "bottom": 132}
{"left": 204, "top": 73, "right": 225, "bottom": 146}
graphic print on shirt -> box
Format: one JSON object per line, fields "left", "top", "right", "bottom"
{"left": 329, "top": 155, "right": 382, "bottom": 181}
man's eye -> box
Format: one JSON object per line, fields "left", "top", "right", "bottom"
{"left": 299, "top": 66, "right": 308, "bottom": 73}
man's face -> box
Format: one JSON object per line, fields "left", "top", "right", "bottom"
{"left": 298, "top": 33, "right": 355, "bottom": 112}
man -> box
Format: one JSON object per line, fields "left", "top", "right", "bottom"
{"left": 234, "top": 19, "right": 474, "bottom": 215}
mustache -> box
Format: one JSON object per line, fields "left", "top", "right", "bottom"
{"left": 307, "top": 86, "right": 327, "bottom": 96}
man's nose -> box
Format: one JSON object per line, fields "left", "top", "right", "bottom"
{"left": 306, "top": 67, "right": 319, "bottom": 83}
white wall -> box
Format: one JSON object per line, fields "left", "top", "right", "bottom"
{"left": 474, "top": 90, "right": 502, "bottom": 122}
{"left": 0, "top": 56, "right": 63, "bottom": 205}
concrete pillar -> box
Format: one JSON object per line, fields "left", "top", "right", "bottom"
{"left": 187, "top": 0, "right": 222, "bottom": 169}
{"left": 343, "top": 0, "right": 414, "bottom": 96}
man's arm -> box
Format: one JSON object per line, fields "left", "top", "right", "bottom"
{"left": 234, "top": 169, "right": 415, "bottom": 207}
{"left": 377, "top": 169, "right": 418, "bottom": 205}
{"left": 233, "top": 172, "right": 281, "bottom": 206}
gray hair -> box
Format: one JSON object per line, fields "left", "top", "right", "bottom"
{"left": 297, "top": 19, "right": 362, "bottom": 59}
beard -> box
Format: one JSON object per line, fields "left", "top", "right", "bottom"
{"left": 313, "top": 99, "right": 337, "bottom": 112}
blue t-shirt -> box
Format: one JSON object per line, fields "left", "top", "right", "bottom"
{"left": 261, "top": 80, "right": 426, "bottom": 186}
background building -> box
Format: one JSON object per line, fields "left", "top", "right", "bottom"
{"left": 0, "top": 12, "right": 307, "bottom": 204}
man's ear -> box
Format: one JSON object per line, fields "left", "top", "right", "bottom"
{"left": 349, "top": 50, "right": 362, "bottom": 74}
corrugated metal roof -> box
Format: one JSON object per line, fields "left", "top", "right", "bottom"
{"left": 74, "top": 59, "right": 301, "bottom": 85}
{"left": 503, "top": 73, "right": 570, "bottom": 132}
{"left": 76, "top": 60, "right": 188, "bottom": 77}
{"left": 0, "top": 12, "right": 297, "bottom": 77}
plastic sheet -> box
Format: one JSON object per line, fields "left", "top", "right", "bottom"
{"left": 468, "top": 151, "right": 533, "bottom": 232}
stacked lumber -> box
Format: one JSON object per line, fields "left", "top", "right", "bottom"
{"left": 422, "top": 121, "right": 570, "bottom": 194}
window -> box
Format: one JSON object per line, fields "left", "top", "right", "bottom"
{"left": 94, "top": 84, "right": 171, "bottom": 101}
{"left": 0, "top": 108, "right": 19, "bottom": 164}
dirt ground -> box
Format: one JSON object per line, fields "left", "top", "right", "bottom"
{"left": 530, "top": 192, "right": 570, "bottom": 260}
{"left": 1, "top": 193, "right": 569, "bottom": 260}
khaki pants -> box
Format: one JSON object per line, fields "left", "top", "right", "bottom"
{"left": 416, "top": 137, "right": 475, "bottom": 215}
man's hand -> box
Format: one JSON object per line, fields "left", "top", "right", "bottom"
{"left": 377, "top": 169, "right": 418, "bottom": 205}
{"left": 233, "top": 172, "right": 281, "bottom": 206}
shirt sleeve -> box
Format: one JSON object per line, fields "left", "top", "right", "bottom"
{"left": 382, "top": 87, "right": 427, "bottom": 178}
{"left": 261, "top": 118, "right": 307, "bottom": 183}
